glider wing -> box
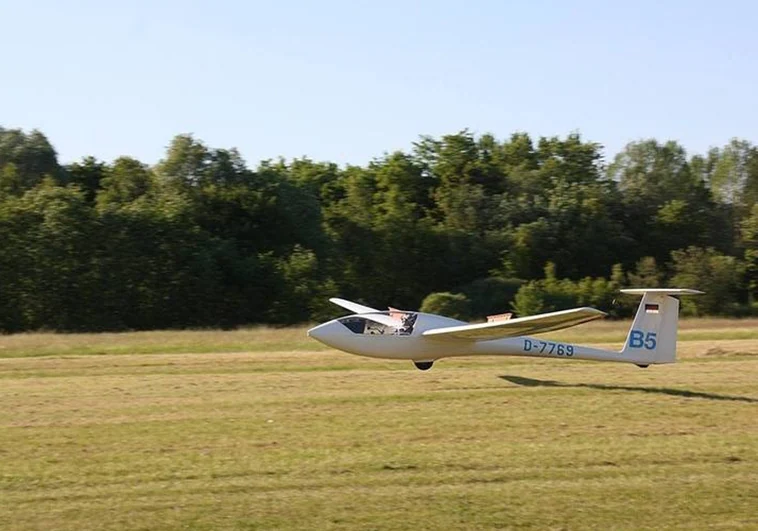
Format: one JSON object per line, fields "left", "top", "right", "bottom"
{"left": 359, "top": 313, "right": 405, "bottom": 328}
{"left": 423, "top": 307, "right": 606, "bottom": 341}
{"left": 329, "top": 298, "right": 380, "bottom": 314}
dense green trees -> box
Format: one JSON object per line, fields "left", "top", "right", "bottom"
{"left": 1, "top": 126, "right": 757, "bottom": 332}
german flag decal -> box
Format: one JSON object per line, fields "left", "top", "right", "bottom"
{"left": 645, "top": 303, "right": 660, "bottom": 314}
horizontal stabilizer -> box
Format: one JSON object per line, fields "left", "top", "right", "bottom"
{"left": 620, "top": 288, "right": 703, "bottom": 296}
{"left": 423, "top": 307, "right": 606, "bottom": 341}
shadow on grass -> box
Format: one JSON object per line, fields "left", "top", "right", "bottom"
{"left": 500, "top": 375, "right": 758, "bottom": 403}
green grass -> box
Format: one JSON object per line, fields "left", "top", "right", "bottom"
{"left": 1, "top": 325, "right": 757, "bottom": 530}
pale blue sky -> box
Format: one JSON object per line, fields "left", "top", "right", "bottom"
{"left": 2, "top": 0, "right": 756, "bottom": 166}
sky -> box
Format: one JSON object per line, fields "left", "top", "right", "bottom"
{"left": 2, "top": 0, "right": 757, "bottom": 167}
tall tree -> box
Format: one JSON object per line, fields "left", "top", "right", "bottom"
{"left": 96, "top": 157, "right": 155, "bottom": 208}
{"left": 66, "top": 157, "right": 107, "bottom": 203}
{"left": 0, "top": 128, "right": 63, "bottom": 193}
{"left": 609, "top": 139, "right": 722, "bottom": 261}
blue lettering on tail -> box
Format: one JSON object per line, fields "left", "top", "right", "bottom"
{"left": 629, "top": 330, "right": 657, "bottom": 350}
{"left": 629, "top": 330, "right": 645, "bottom": 348}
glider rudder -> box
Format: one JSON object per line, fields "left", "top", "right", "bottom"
{"left": 619, "top": 288, "right": 703, "bottom": 365}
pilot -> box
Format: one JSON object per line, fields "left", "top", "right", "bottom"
{"left": 399, "top": 313, "right": 417, "bottom": 335}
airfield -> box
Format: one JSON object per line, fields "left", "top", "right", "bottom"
{"left": 2, "top": 319, "right": 757, "bottom": 530}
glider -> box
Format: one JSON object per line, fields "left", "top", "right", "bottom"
{"left": 307, "top": 289, "right": 702, "bottom": 370}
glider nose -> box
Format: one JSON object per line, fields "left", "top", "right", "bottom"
{"left": 307, "top": 321, "right": 339, "bottom": 345}
{"left": 307, "top": 324, "right": 320, "bottom": 338}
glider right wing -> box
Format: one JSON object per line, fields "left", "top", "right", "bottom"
{"left": 423, "top": 307, "right": 606, "bottom": 341}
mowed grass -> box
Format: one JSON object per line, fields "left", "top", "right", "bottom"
{"left": 0, "top": 327, "right": 323, "bottom": 359}
{"left": 1, "top": 324, "right": 757, "bottom": 530}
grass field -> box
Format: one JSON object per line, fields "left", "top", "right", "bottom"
{"left": 1, "top": 320, "right": 757, "bottom": 530}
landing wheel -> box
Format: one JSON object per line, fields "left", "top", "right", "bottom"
{"left": 413, "top": 361, "right": 434, "bottom": 371}
{"left": 636, "top": 364, "right": 649, "bottom": 368}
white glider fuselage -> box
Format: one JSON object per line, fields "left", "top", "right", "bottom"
{"left": 309, "top": 313, "right": 634, "bottom": 364}
{"left": 308, "top": 289, "right": 704, "bottom": 369}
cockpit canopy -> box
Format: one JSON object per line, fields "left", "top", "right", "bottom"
{"left": 337, "top": 311, "right": 418, "bottom": 336}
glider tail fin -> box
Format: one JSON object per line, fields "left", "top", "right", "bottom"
{"left": 619, "top": 289, "right": 703, "bottom": 365}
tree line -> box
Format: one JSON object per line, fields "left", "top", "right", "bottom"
{"left": 1, "top": 126, "right": 757, "bottom": 332}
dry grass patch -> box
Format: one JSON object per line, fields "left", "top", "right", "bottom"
{"left": 4, "top": 318, "right": 758, "bottom": 360}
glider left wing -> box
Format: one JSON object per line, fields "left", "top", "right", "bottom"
{"left": 329, "top": 298, "right": 380, "bottom": 314}
{"left": 423, "top": 307, "right": 606, "bottom": 341}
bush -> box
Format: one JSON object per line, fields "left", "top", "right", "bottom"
{"left": 670, "top": 247, "right": 745, "bottom": 315}
{"left": 511, "top": 282, "right": 545, "bottom": 316}
{"left": 420, "top": 292, "right": 471, "bottom": 321}
{"left": 511, "top": 262, "right": 625, "bottom": 317}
